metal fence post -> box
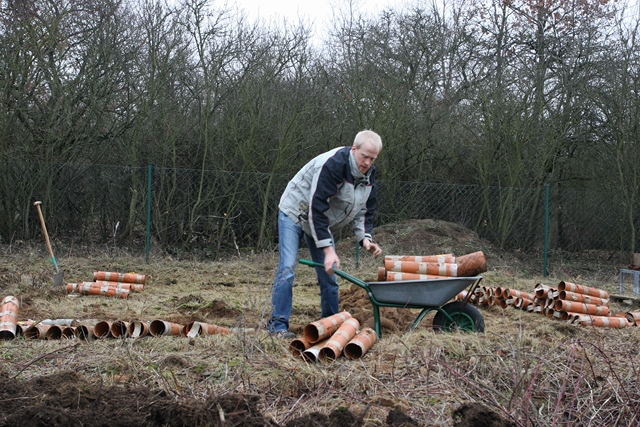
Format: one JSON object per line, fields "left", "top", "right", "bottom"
{"left": 145, "top": 163, "right": 152, "bottom": 263}
{"left": 544, "top": 183, "right": 549, "bottom": 277}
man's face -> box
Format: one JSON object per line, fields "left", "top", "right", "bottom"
{"left": 352, "top": 140, "right": 380, "bottom": 174}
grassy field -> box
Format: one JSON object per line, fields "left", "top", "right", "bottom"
{"left": 1, "top": 219, "right": 639, "bottom": 426}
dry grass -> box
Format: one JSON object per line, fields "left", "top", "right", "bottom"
{"left": 1, "top": 235, "right": 640, "bottom": 426}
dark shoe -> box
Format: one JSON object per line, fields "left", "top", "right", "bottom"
{"left": 271, "top": 330, "right": 296, "bottom": 339}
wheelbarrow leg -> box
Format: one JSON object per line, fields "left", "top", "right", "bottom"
{"left": 372, "top": 303, "right": 382, "bottom": 338}
{"left": 409, "top": 308, "right": 432, "bottom": 331}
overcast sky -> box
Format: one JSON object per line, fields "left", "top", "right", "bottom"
{"left": 232, "top": 0, "right": 403, "bottom": 41}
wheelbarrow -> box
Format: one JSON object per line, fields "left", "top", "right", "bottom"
{"left": 299, "top": 259, "right": 485, "bottom": 338}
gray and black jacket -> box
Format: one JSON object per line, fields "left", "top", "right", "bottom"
{"left": 279, "top": 146, "right": 377, "bottom": 248}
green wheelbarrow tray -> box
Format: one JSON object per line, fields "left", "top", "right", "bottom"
{"left": 299, "top": 258, "right": 484, "bottom": 338}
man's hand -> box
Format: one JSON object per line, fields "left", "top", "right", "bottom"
{"left": 323, "top": 246, "right": 340, "bottom": 273}
{"left": 362, "top": 238, "right": 382, "bottom": 258}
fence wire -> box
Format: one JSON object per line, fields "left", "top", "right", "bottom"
{"left": 1, "top": 162, "right": 638, "bottom": 268}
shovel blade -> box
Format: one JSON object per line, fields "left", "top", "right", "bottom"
{"left": 54, "top": 271, "right": 64, "bottom": 287}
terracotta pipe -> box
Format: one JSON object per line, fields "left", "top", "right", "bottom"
{"left": 93, "top": 271, "right": 146, "bottom": 284}
{"left": 384, "top": 254, "right": 456, "bottom": 263}
{"left": 45, "top": 325, "right": 63, "bottom": 340}
{"left": 0, "top": 295, "right": 20, "bottom": 340}
{"left": 454, "top": 290, "right": 468, "bottom": 301}
{"left": 502, "top": 289, "right": 536, "bottom": 301}
{"left": 25, "top": 324, "right": 50, "bottom": 339}
{"left": 483, "top": 296, "right": 495, "bottom": 306}
{"left": 533, "top": 297, "right": 546, "bottom": 306}
{"left": 318, "top": 318, "right": 360, "bottom": 362}
{"left": 535, "top": 287, "right": 551, "bottom": 299}
{"left": 94, "top": 321, "right": 113, "bottom": 338}
{"left": 110, "top": 320, "right": 129, "bottom": 338}
{"left": 289, "top": 337, "right": 312, "bottom": 358}
{"left": 62, "top": 326, "right": 76, "bottom": 339}
{"left": 127, "top": 321, "right": 149, "bottom": 338}
{"left": 456, "top": 251, "right": 488, "bottom": 276}
{"left": 554, "top": 300, "right": 610, "bottom": 316}
{"left": 344, "top": 327, "right": 378, "bottom": 360}
{"left": 515, "top": 297, "right": 533, "bottom": 309}
{"left": 303, "top": 311, "right": 352, "bottom": 344}
{"left": 302, "top": 339, "right": 329, "bottom": 363}
{"left": 384, "top": 271, "right": 449, "bottom": 281}
{"left": 384, "top": 259, "right": 460, "bottom": 276}
{"left": 182, "top": 321, "right": 230, "bottom": 337}
{"left": 625, "top": 311, "right": 640, "bottom": 326}
{"left": 558, "top": 291, "right": 608, "bottom": 306}
{"left": 557, "top": 281, "right": 609, "bottom": 299}
{"left": 93, "top": 281, "right": 144, "bottom": 293}
{"left": 67, "top": 282, "right": 130, "bottom": 299}
{"left": 150, "top": 320, "right": 183, "bottom": 336}
{"left": 75, "top": 325, "right": 95, "bottom": 340}
{"left": 579, "top": 316, "right": 630, "bottom": 328}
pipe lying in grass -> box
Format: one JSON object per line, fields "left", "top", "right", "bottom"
{"left": 149, "top": 320, "right": 183, "bottom": 336}
{"left": 25, "top": 324, "right": 50, "bottom": 339}
{"left": 344, "top": 327, "right": 378, "bottom": 360}
{"left": 75, "top": 324, "right": 95, "bottom": 340}
{"left": 303, "top": 311, "right": 352, "bottom": 344}
{"left": 67, "top": 282, "right": 130, "bottom": 299}
{"left": 625, "top": 311, "right": 640, "bottom": 326}
{"left": 93, "top": 281, "right": 144, "bottom": 293}
{"left": 94, "top": 321, "right": 113, "bottom": 338}
{"left": 579, "top": 315, "right": 630, "bottom": 328}
{"left": 557, "top": 281, "right": 609, "bottom": 299}
{"left": 302, "top": 339, "right": 329, "bottom": 363}
{"left": 93, "top": 271, "right": 146, "bottom": 284}
{"left": 318, "top": 318, "right": 360, "bottom": 362}
{"left": 61, "top": 326, "right": 76, "bottom": 338}
{"left": 44, "top": 325, "right": 63, "bottom": 339}
{"left": 558, "top": 290, "right": 608, "bottom": 306}
{"left": 110, "top": 320, "right": 129, "bottom": 338}
{"left": 127, "top": 321, "right": 149, "bottom": 338}
{"left": 554, "top": 300, "right": 610, "bottom": 316}
{"left": 289, "top": 337, "right": 312, "bottom": 358}
{"left": 182, "top": 321, "right": 229, "bottom": 337}
{"left": 0, "top": 296, "right": 20, "bottom": 340}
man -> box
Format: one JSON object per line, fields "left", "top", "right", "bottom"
{"left": 268, "top": 130, "right": 383, "bottom": 338}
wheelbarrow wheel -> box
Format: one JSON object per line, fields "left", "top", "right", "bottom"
{"left": 433, "top": 301, "right": 485, "bottom": 333}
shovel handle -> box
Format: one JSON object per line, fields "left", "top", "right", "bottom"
{"left": 34, "top": 201, "right": 59, "bottom": 272}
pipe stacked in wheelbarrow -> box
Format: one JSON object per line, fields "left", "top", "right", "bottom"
{"left": 381, "top": 251, "right": 487, "bottom": 280}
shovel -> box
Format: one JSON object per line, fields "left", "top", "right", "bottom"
{"left": 34, "top": 201, "right": 64, "bottom": 286}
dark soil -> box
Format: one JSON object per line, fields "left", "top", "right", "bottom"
{"left": 0, "top": 370, "right": 510, "bottom": 426}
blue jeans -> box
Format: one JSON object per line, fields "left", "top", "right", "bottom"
{"left": 269, "top": 210, "right": 339, "bottom": 333}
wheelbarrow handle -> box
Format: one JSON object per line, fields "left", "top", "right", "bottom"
{"left": 298, "top": 259, "right": 370, "bottom": 288}
{"left": 298, "top": 258, "right": 322, "bottom": 268}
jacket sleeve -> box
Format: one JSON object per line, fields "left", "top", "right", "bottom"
{"left": 308, "top": 155, "right": 346, "bottom": 248}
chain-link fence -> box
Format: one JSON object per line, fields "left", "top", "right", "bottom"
{"left": 1, "top": 161, "right": 638, "bottom": 272}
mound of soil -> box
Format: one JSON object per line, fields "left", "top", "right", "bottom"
{"left": 337, "top": 218, "right": 522, "bottom": 274}
{"left": 339, "top": 285, "right": 427, "bottom": 333}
